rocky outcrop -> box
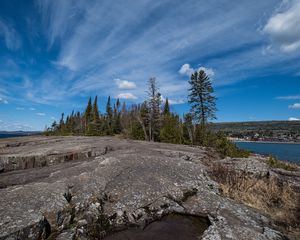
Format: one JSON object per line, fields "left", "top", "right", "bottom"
{"left": 0, "top": 136, "right": 290, "bottom": 239}
{"left": 0, "top": 136, "right": 114, "bottom": 173}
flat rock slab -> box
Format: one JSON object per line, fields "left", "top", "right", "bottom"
{"left": 0, "top": 136, "right": 286, "bottom": 240}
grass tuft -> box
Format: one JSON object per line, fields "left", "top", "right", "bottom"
{"left": 267, "top": 156, "right": 297, "bottom": 171}
{"left": 209, "top": 163, "right": 299, "bottom": 233}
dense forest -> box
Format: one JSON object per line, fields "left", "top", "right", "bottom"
{"left": 45, "top": 71, "right": 249, "bottom": 158}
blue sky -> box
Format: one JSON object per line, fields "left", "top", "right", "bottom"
{"left": 1, "top": 0, "right": 300, "bottom": 131}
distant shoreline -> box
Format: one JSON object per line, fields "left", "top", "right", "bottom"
{"left": 233, "top": 140, "right": 300, "bottom": 145}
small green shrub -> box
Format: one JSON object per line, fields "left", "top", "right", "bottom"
{"left": 215, "top": 134, "right": 250, "bottom": 158}
{"left": 267, "top": 156, "right": 296, "bottom": 171}
{"left": 194, "top": 126, "right": 250, "bottom": 158}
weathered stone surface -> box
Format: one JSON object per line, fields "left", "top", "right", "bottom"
{"left": 217, "top": 156, "right": 300, "bottom": 193}
{"left": 0, "top": 136, "right": 290, "bottom": 239}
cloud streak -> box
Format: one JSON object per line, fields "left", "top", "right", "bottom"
{"left": 0, "top": 18, "right": 21, "bottom": 51}
{"left": 179, "top": 64, "right": 215, "bottom": 77}
{"left": 289, "top": 103, "right": 300, "bottom": 109}
{"left": 117, "top": 93, "right": 137, "bottom": 100}
{"left": 277, "top": 95, "right": 300, "bottom": 100}
{"left": 30, "top": 0, "right": 291, "bottom": 105}
{"left": 0, "top": 97, "right": 8, "bottom": 104}
{"left": 288, "top": 117, "right": 300, "bottom": 121}
{"left": 115, "top": 79, "right": 136, "bottom": 89}
{"left": 264, "top": 0, "right": 300, "bottom": 52}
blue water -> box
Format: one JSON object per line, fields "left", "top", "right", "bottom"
{"left": 0, "top": 134, "right": 26, "bottom": 138}
{"left": 235, "top": 141, "right": 300, "bottom": 163}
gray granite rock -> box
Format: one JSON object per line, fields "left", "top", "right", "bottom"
{"left": 0, "top": 136, "right": 290, "bottom": 240}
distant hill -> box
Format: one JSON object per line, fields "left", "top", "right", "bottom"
{"left": 212, "top": 121, "right": 300, "bottom": 142}
{"left": 212, "top": 121, "right": 300, "bottom": 132}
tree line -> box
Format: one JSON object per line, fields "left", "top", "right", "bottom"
{"left": 45, "top": 70, "right": 249, "bottom": 158}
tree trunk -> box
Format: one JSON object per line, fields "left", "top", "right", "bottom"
{"left": 136, "top": 115, "right": 148, "bottom": 141}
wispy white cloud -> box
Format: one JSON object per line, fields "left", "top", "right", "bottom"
{"left": 277, "top": 95, "right": 300, "bottom": 100}
{"left": 161, "top": 95, "right": 185, "bottom": 105}
{"left": 36, "top": 112, "right": 46, "bottom": 116}
{"left": 289, "top": 103, "right": 300, "bottom": 109}
{"left": 1, "top": 0, "right": 296, "bottom": 108}
{"left": 179, "top": 64, "right": 194, "bottom": 76}
{"left": 288, "top": 117, "right": 300, "bottom": 121}
{"left": 0, "top": 121, "right": 35, "bottom": 131}
{"left": 29, "top": 107, "right": 36, "bottom": 111}
{"left": 0, "top": 18, "right": 21, "bottom": 51}
{"left": 33, "top": 0, "right": 282, "bottom": 103}
{"left": 0, "top": 97, "right": 8, "bottom": 104}
{"left": 37, "top": 0, "right": 87, "bottom": 47}
{"left": 169, "top": 99, "right": 185, "bottom": 105}
{"left": 179, "top": 63, "right": 215, "bottom": 77}
{"left": 115, "top": 79, "right": 136, "bottom": 89}
{"left": 117, "top": 93, "right": 137, "bottom": 100}
{"left": 16, "top": 107, "right": 25, "bottom": 110}
{"left": 264, "top": 0, "right": 300, "bottom": 52}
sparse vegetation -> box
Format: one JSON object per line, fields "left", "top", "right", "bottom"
{"left": 209, "top": 163, "right": 299, "bottom": 234}
{"left": 267, "top": 156, "right": 297, "bottom": 171}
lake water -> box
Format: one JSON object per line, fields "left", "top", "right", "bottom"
{"left": 0, "top": 134, "right": 24, "bottom": 138}
{"left": 235, "top": 141, "right": 300, "bottom": 164}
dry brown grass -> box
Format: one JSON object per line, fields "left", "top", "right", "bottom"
{"left": 266, "top": 156, "right": 297, "bottom": 171}
{"left": 209, "top": 163, "right": 299, "bottom": 232}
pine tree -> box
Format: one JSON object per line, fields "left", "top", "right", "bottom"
{"left": 106, "top": 96, "right": 112, "bottom": 120}
{"left": 93, "top": 96, "right": 100, "bottom": 123}
{"left": 74, "top": 111, "right": 83, "bottom": 135}
{"left": 90, "top": 95, "right": 101, "bottom": 135}
{"left": 112, "top": 100, "right": 122, "bottom": 134}
{"left": 147, "top": 77, "right": 161, "bottom": 141}
{"left": 51, "top": 120, "right": 58, "bottom": 133}
{"left": 188, "top": 70, "right": 217, "bottom": 125}
{"left": 160, "top": 113, "right": 182, "bottom": 144}
{"left": 84, "top": 97, "right": 93, "bottom": 134}
{"left": 116, "top": 98, "right": 121, "bottom": 110}
{"left": 105, "top": 96, "right": 113, "bottom": 135}
{"left": 59, "top": 113, "right": 66, "bottom": 135}
{"left": 163, "top": 98, "right": 170, "bottom": 116}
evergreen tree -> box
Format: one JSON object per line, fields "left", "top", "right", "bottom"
{"left": 188, "top": 70, "right": 217, "bottom": 125}
{"left": 147, "top": 77, "right": 161, "bottom": 141}
{"left": 51, "top": 120, "right": 58, "bottom": 132}
{"left": 106, "top": 96, "right": 112, "bottom": 121}
{"left": 112, "top": 100, "right": 122, "bottom": 134}
{"left": 163, "top": 98, "right": 170, "bottom": 116}
{"left": 88, "top": 95, "right": 101, "bottom": 135}
{"left": 74, "top": 111, "right": 83, "bottom": 135}
{"left": 58, "top": 113, "right": 66, "bottom": 135}
{"left": 105, "top": 96, "right": 113, "bottom": 135}
{"left": 116, "top": 98, "right": 121, "bottom": 110}
{"left": 84, "top": 97, "right": 93, "bottom": 134}
{"left": 93, "top": 96, "right": 100, "bottom": 122}
{"left": 160, "top": 113, "right": 182, "bottom": 144}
